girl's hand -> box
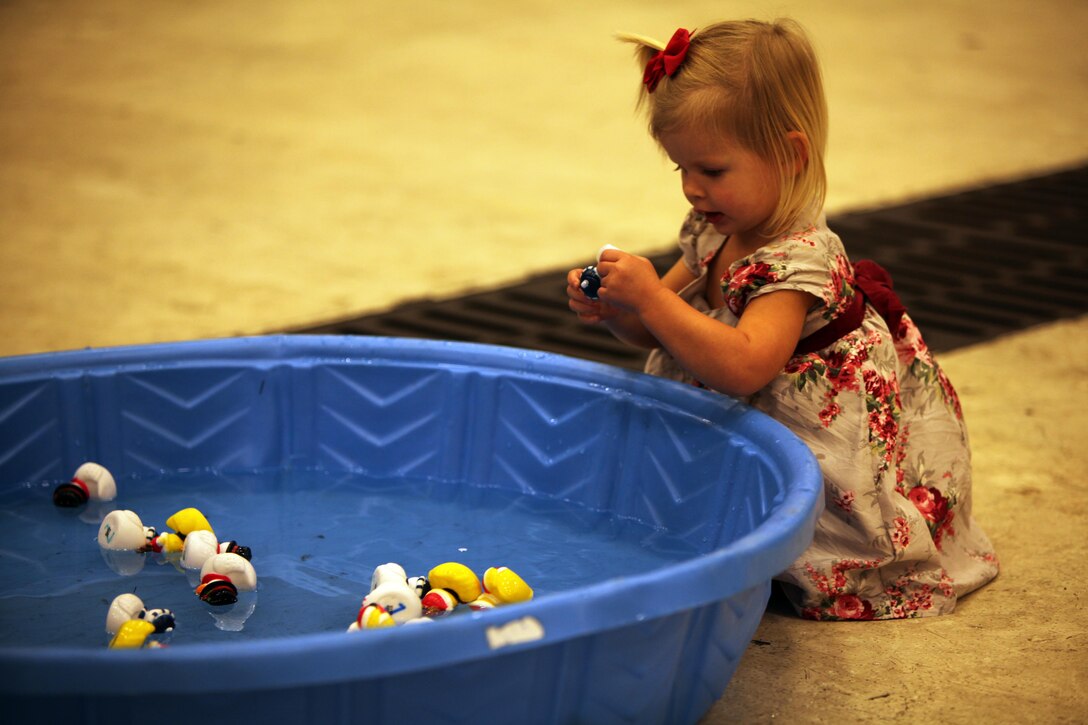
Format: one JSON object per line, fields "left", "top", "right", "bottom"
{"left": 566, "top": 268, "right": 620, "bottom": 324}
{"left": 594, "top": 250, "right": 665, "bottom": 313}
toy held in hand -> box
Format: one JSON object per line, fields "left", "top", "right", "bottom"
{"left": 579, "top": 266, "right": 602, "bottom": 300}
{"left": 579, "top": 244, "right": 621, "bottom": 300}
{"left": 53, "top": 462, "right": 117, "bottom": 507}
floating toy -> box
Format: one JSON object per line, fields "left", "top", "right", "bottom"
{"left": 149, "top": 507, "right": 214, "bottom": 553}
{"left": 53, "top": 462, "right": 118, "bottom": 507}
{"left": 421, "top": 562, "right": 481, "bottom": 616}
{"left": 422, "top": 588, "right": 459, "bottom": 615}
{"left": 468, "top": 567, "right": 534, "bottom": 610}
{"left": 181, "top": 529, "right": 253, "bottom": 571}
{"left": 348, "top": 603, "right": 396, "bottom": 631}
{"left": 219, "top": 540, "right": 252, "bottom": 559}
{"left": 180, "top": 529, "right": 220, "bottom": 570}
{"left": 408, "top": 575, "right": 432, "bottom": 599}
{"left": 468, "top": 593, "right": 500, "bottom": 611}
{"left": 97, "top": 510, "right": 157, "bottom": 551}
{"left": 108, "top": 619, "right": 163, "bottom": 649}
{"left": 361, "top": 563, "right": 423, "bottom": 624}
{"left": 482, "top": 566, "right": 534, "bottom": 604}
{"left": 105, "top": 593, "right": 175, "bottom": 636}
{"left": 579, "top": 244, "right": 620, "bottom": 300}
{"left": 196, "top": 552, "right": 257, "bottom": 606}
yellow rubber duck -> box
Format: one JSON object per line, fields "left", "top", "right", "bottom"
{"left": 427, "top": 562, "right": 481, "bottom": 603}
{"left": 421, "top": 562, "right": 482, "bottom": 616}
{"left": 151, "top": 507, "right": 214, "bottom": 553}
{"left": 108, "top": 619, "right": 158, "bottom": 649}
{"left": 356, "top": 603, "right": 395, "bottom": 629}
{"left": 482, "top": 566, "right": 533, "bottom": 604}
{"left": 468, "top": 592, "right": 501, "bottom": 611}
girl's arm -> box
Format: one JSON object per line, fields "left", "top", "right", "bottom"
{"left": 566, "top": 256, "right": 696, "bottom": 349}
{"left": 596, "top": 250, "right": 815, "bottom": 397}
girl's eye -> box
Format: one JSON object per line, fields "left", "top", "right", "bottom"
{"left": 672, "top": 165, "right": 726, "bottom": 178}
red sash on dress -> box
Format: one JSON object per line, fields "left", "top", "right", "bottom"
{"left": 794, "top": 260, "right": 907, "bottom": 356}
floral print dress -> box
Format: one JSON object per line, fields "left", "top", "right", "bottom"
{"left": 645, "top": 211, "right": 1000, "bottom": 619}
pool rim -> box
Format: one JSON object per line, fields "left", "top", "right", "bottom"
{"left": 0, "top": 335, "right": 822, "bottom": 696}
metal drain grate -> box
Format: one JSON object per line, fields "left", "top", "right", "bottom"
{"left": 297, "top": 165, "right": 1088, "bottom": 369}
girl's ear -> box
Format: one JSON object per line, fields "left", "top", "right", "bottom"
{"left": 786, "top": 131, "right": 809, "bottom": 175}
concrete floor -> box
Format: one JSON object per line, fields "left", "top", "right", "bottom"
{"left": 1, "top": 1, "right": 1086, "bottom": 722}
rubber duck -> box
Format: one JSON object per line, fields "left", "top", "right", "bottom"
{"left": 421, "top": 562, "right": 481, "bottom": 616}
{"left": 578, "top": 244, "right": 620, "bottom": 300}
{"left": 97, "top": 510, "right": 157, "bottom": 551}
{"left": 482, "top": 566, "right": 534, "bottom": 604}
{"left": 180, "top": 529, "right": 220, "bottom": 570}
{"left": 407, "top": 575, "right": 431, "bottom": 599}
{"left": 108, "top": 619, "right": 162, "bottom": 649}
{"left": 469, "top": 566, "right": 533, "bottom": 609}
{"left": 218, "top": 539, "right": 252, "bottom": 560}
{"left": 421, "top": 587, "right": 459, "bottom": 615}
{"left": 196, "top": 551, "right": 257, "bottom": 606}
{"left": 348, "top": 603, "right": 396, "bottom": 631}
{"left": 579, "top": 265, "right": 602, "bottom": 300}
{"left": 361, "top": 563, "right": 423, "bottom": 624}
{"left": 105, "top": 593, "right": 175, "bottom": 635}
{"left": 149, "top": 507, "right": 214, "bottom": 554}
{"left": 53, "top": 462, "right": 118, "bottom": 507}
{"left": 181, "top": 529, "right": 253, "bottom": 571}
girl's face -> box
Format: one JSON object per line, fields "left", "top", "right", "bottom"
{"left": 659, "top": 126, "right": 781, "bottom": 249}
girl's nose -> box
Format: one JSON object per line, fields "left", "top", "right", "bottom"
{"left": 680, "top": 172, "right": 703, "bottom": 202}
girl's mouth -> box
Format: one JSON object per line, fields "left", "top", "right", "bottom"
{"left": 701, "top": 211, "right": 724, "bottom": 223}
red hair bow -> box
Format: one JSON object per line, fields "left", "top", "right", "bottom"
{"left": 643, "top": 28, "right": 692, "bottom": 93}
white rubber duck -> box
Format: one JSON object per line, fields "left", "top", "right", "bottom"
{"left": 97, "top": 510, "right": 157, "bottom": 551}
{"left": 53, "top": 462, "right": 117, "bottom": 507}
{"left": 360, "top": 563, "right": 423, "bottom": 624}
{"left": 181, "top": 529, "right": 252, "bottom": 571}
{"left": 180, "top": 529, "right": 219, "bottom": 570}
{"left": 195, "top": 551, "right": 257, "bottom": 606}
{"left": 105, "top": 593, "right": 176, "bottom": 635}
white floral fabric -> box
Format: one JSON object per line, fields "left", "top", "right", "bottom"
{"left": 645, "top": 211, "right": 999, "bottom": 619}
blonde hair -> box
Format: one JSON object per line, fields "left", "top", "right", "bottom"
{"left": 622, "top": 19, "right": 828, "bottom": 237}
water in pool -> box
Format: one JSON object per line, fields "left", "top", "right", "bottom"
{"left": 0, "top": 470, "right": 700, "bottom": 648}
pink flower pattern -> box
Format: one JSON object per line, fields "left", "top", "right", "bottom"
{"left": 646, "top": 212, "right": 1000, "bottom": 619}
{"left": 833, "top": 489, "right": 856, "bottom": 514}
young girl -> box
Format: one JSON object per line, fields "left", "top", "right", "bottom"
{"left": 567, "top": 19, "right": 999, "bottom": 619}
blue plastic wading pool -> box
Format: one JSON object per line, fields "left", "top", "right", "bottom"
{"left": 0, "top": 336, "right": 821, "bottom": 724}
